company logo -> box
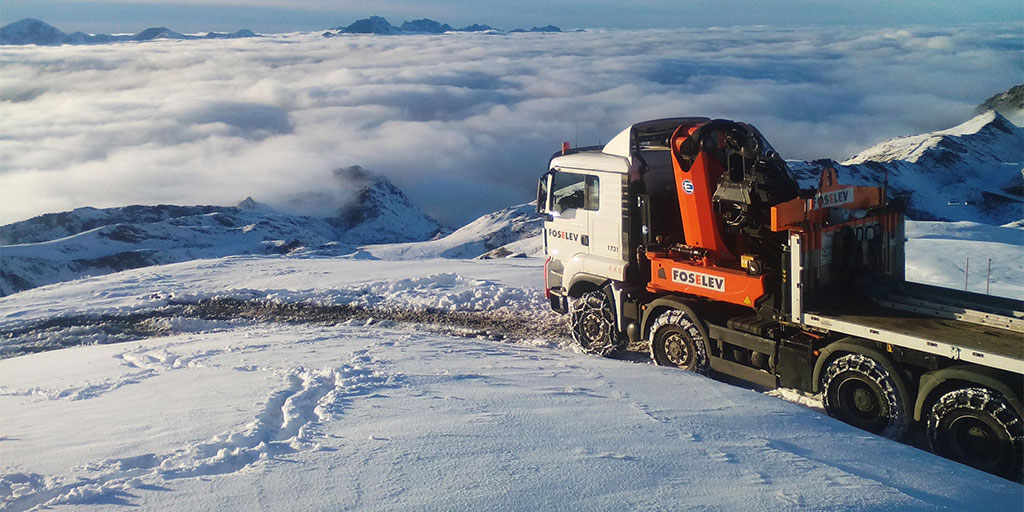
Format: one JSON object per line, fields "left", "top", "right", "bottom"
{"left": 814, "top": 187, "right": 854, "bottom": 209}
{"left": 681, "top": 179, "right": 694, "bottom": 195}
{"left": 547, "top": 228, "right": 583, "bottom": 243}
{"left": 671, "top": 268, "right": 725, "bottom": 292}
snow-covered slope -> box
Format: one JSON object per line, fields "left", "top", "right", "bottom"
{"left": 791, "top": 111, "right": 1023, "bottom": 224}
{"left": 362, "top": 201, "right": 543, "bottom": 260}
{"left": 0, "top": 171, "right": 441, "bottom": 296}
{"left": 1, "top": 253, "right": 1021, "bottom": 510}
{"left": 904, "top": 220, "right": 1024, "bottom": 299}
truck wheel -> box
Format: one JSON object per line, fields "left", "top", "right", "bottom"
{"left": 821, "top": 353, "right": 908, "bottom": 440}
{"left": 569, "top": 290, "right": 621, "bottom": 357}
{"left": 648, "top": 310, "right": 709, "bottom": 374}
{"left": 928, "top": 388, "right": 1023, "bottom": 481}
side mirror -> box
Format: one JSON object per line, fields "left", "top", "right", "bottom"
{"left": 536, "top": 171, "right": 551, "bottom": 215}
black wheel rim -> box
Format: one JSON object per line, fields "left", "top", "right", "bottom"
{"left": 661, "top": 330, "right": 691, "bottom": 367}
{"left": 835, "top": 376, "right": 885, "bottom": 431}
{"left": 947, "top": 415, "right": 1004, "bottom": 469}
{"left": 582, "top": 313, "right": 605, "bottom": 348}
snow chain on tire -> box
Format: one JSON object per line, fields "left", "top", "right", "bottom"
{"left": 569, "top": 290, "right": 622, "bottom": 357}
{"left": 928, "top": 387, "right": 1023, "bottom": 482}
{"left": 821, "top": 353, "right": 908, "bottom": 440}
{"left": 648, "top": 309, "right": 709, "bottom": 375}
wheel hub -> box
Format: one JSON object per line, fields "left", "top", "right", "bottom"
{"left": 665, "top": 333, "right": 689, "bottom": 365}
{"left": 583, "top": 314, "right": 603, "bottom": 340}
{"left": 853, "top": 387, "right": 876, "bottom": 413}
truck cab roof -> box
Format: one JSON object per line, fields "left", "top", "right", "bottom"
{"left": 550, "top": 117, "right": 712, "bottom": 175}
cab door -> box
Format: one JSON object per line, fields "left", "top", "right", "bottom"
{"left": 546, "top": 170, "right": 593, "bottom": 261}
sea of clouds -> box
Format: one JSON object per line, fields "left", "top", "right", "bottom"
{"left": 1, "top": 24, "right": 1020, "bottom": 227}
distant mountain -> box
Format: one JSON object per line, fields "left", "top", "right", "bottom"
{"left": 335, "top": 16, "right": 401, "bottom": 35}
{"left": 401, "top": 19, "right": 454, "bottom": 34}
{"left": 326, "top": 16, "right": 558, "bottom": 37}
{"left": 790, "top": 111, "right": 1023, "bottom": 224}
{"left": 457, "top": 24, "right": 497, "bottom": 33}
{"left": 510, "top": 25, "right": 563, "bottom": 33}
{"left": 0, "top": 18, "right": 258, "bottom": 45}
{"left": 361, "top": 202, "right": 542, "bottom": 260}
{"left": 0, "top": 18, "right": 65, "bottom": 45}
{"left": 0, "top": 168, "right": 441, "bottom": 296}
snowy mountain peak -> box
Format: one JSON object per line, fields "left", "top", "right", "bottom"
{"left": 791, "top": 111, "right": 1023, "bottom": 224}
{"left": 843, "top": 110, "right": 1018, "bottom": 165}
{"left": 335, "top": 166, "right": 442, "bottom": 243}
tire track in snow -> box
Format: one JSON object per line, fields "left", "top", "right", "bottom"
{"left": 0, "top": 354, "right": 401, "bottom": 512}
{"left": 1, "top": 298, "right": 569, "bottom": 360}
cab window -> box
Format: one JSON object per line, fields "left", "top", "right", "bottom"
{"left": 551, "top": 172, "right": 599, "bottom": 213}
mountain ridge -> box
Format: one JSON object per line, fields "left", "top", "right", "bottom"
{"left": 0, "top": 169, "right": 441, "bottom": 296}
{"left": 0, "top": 18, "right": 257, "bottom": 45}
{"left": 1, "top": 17, "right": 561, "bottom": 45}
{"left": 790, "top": 110, "right": 1023, "bottom": 224}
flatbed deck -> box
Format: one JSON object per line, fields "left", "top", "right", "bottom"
{"left": 805, "top": 286, "right": 1024, "bottom": 374}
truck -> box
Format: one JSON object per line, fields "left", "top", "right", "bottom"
{"left": 536, "top": 117, "right": 1024, "bottom": 480}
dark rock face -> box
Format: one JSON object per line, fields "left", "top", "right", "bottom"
{"left": 400, "top": 19, "right": 453, "bottom": 34}
{"left": 457, "top": 24, "right": 495, "bottom": 32}
{"left": 0, "top": 19, "right": 67, "bottom": 45}
{"left": 339, "top": 16, "right": 399, "bottom": 35}
{"left": 978, "top": 84, "right": 1024, "bottom": 114}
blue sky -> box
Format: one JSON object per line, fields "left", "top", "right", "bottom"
{"left": 3, "top": 0, "right": 1022, "bottom": 33}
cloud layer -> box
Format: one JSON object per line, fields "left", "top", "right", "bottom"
{"left": 1, "top": 25, "right": 1020, "bottom": 226}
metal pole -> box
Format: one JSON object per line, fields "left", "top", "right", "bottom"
{"left": 964, "top": 257, "right": 970, "bottom": 291}
{"left": 986, "top": 258, "right": 992, "bottom": 295}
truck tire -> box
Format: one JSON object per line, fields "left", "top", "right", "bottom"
{"left": 648, "top": 310, "right": 709, "bottom": 374}
{"left": 928, "top": 387, "right": 1023, "bottom": 481}
{"left": 569, "top": 290, "right": 622, "bottom": 357}
{"left": 821, "top": 353, "right": 908, "bottom": 440}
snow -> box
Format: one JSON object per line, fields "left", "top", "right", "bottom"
{"left": 0, "top": 221, "right": 1022, "bottom": 509}
{"left": 3, "top": 321, "right": 1021, "bottom": 511}
{"left": 904, "top": 221, "right": 1023, "bottom": 299}
{"left": 361, "top": 202, "right": 542, "bottom": 260}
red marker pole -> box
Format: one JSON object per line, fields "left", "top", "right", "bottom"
{"left": 986, "top": 258, "right": 992, "bottom": 295}
{"left": 964, "top": 257, "right": 970, "bottom": 291}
